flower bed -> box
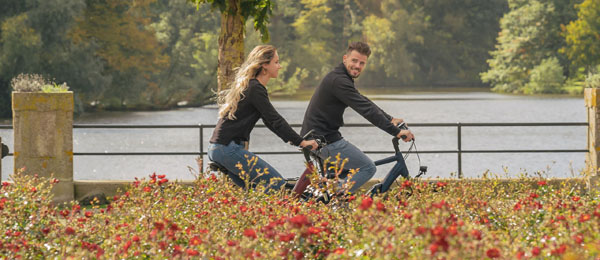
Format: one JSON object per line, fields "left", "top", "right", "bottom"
{"left": 0, "top": 171, "right": 598, "bottom": 259}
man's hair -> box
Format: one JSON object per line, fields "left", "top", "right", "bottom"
{"left": 346, "top": 42, "right": 371, "bottom": 57}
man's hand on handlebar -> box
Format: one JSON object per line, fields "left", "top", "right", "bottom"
{"left": 300, "top": 139, "right": 319, "bottom": 151}
{"left": 397, "top": 129, "right": 414, "bottom": 142}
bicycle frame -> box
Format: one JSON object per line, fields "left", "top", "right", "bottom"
{"left": 296, "top": 134, "right": 425, "bottom": 199}
{"left": 368, "top": 137, "right": 411, "bottom": 196}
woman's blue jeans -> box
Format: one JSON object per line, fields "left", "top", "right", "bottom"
{"left": 208, "top": 141, "right": 286, "bottom": 192}
{"left": 320, "top": 138, "right": 376, "bottom": 193}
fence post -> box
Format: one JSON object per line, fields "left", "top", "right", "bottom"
{"left": 585, "top": 88, "right": 600, "bottom": 192}
{"left": 12, "top": 92, "right": 74, "bottom": 204}
{"left": 457, "top": 123, "right": 463, "bottom": 178}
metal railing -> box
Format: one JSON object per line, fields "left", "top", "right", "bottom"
{"left": 0, "top": 122, "right": 589, "bottom": 178}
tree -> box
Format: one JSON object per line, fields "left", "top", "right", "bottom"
{"left": 151, "top": 0, "right": 220, "bottom": 107}
{"left": 480, "top": 0, "right": 578, "bottom": 93}
{"left": 70, "top": 0, "right": 170, "bottom": 109}
{"left": 563, "top": 0, "right": 600, "bottom": 71}
{"left": 0, "top": 0, "right": 109, "bottom": 117}
{"left": 192, "top": 0, "right": 273, "bottom": 91}
{"left": 361, "top": 0, "right": 427, "bottom": 86}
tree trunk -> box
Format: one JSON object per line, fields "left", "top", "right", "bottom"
{"left": 218, "top": 0, "right": 245, "bottom": 92}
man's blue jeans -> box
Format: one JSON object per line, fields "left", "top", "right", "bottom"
{"left": 208, "top": 141, "right": 286, "bottom": 192}
{"left": 320, "top": 138, "right": 376, "bottom": 193}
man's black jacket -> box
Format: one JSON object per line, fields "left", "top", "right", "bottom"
{"left": 300, "top": 63, "right": 401, "bottom": 143}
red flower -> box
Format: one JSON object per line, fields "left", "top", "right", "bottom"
{"left": 1, "top": 182, "right": 10, "bottom": 187}
{"left": 187, "top": 249, "right": 199, "bottom": 256}
{"left": 359, "top": 197, "right": 373, "bottom": 210}
{"left": 404, "top": 213, "right": 413, "bottom": 219}
{"left": 169, "top": 223, "right": 179, "bottom": 231}
{"left": 226, "top": 240, "right": 237, "bottom": 247}
{"left": 471, "top": 229, "right": 482, "bottom": 240}
{"left": 293, "top": 251, "right": 304, "bottom": 260}
{"left": 307, "top": 227, "right": 321, "bottom": 235}
{"left": 402, "top": 180, "right": 412, "bottom": 188}
{"left": 376, "top": 201, "right": 385, "bottom": 212}
{"left": 60, "top": 210, "right": 70, "bottom": 217}
{"left": 143, "top": 186, "right": 152, "bottom": 192}
{"left": 436, "top": 181, "right": 447, "bottom": 188}
{"left": 486, "top": 248, "right": 501, "bottom": 258}
{"left": 387, "top": 226, "right": 394, "bottom": 233}
{"left": 158, "top": 174, "right": 166, "bottom": 179}
{"left": 415, "top": 226, "right": 428, "bottom": 236}
{"left": 279, "top": 233, "right": 295, "bottom": 242}
{"left": 572, "top": 196, "right": 580, "bottom": 202}
{"left": 551, "top": 244, "right": 567, "bottom": 255}
{"left": 333, "top": 248, "right": 345, "bottom": 255}
{"left": 531, "top": 247, "right": 540, "bottom": 256}
{"left": 347, "top": 195, "right": 356, "bottom": 202}
{"left": 65, "top": 227, "right": 76, "bottom": 235}
{"left": 573, "top": 234, "right": 584, "bottom": 244}
{"left": 239, "top": 205, "right": 248, "bottom": 213}
{"left": 158, "top": 179, "right": 168, "bottom": 185}
{"left": 431, "top": 226, "right": 445, "bottom": 237}
{"left": 123, "top": 240, "right": 132, "bottom": 252}
{"left": 513, "top": 202, "right": 522, "bottom": 211}
{"left": 243, "top": 228, "right": 257, "bottom": 239}
{"left": 579, "top": 214, "right": 591, "bottom": 223}
{"left": 154, "top": 222, "right": 165, "bottom": 231}
{"left": 132, "top": 235, "right": 140, "bottom": 242}
{"left": 289, "top": 215, "right": 310, "bottom": 228}
{"left": 537, "top": 180, "right": 547, "bottom": 186}
{"left": 190, "top": 236, "right": 202, "bottom": 245}
{"left": 84, "top": 211, "right": 93, "bottom": 218}
{"left": 429, "top": 243, "right": 439, "bottom": 255}
{"left": 30, "top": 187, "right": 37, "bottom": 193}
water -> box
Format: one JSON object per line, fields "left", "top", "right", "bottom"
{"left": 0, "top": 91, "right": 587, "bottom": 181}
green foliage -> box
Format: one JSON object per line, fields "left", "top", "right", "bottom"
{"left": 41, "top": 83, "right": 69, "bottom": 93}
{"left": 193, "top": 0, "right": 273, "bottom": 42}
{"left": 481, "top": 0, "right": 580, "bottom": 94}
{"left": 585, "top": 65, "right": 600, "bottom": 88}
{"left": 150, "top": 0, "right": 220, "bottom": 107}
{"left": 523, "top": 57, "right": 566, "bottom": 94}
{"left": 362, "top": 0, "right": 427, "bottom": 85}
{"left": 563, "top": 0, "right": 600, "bottom": 71}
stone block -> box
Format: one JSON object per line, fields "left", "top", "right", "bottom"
{"left": 12, "top": 92, "right": 74, "bottom": 204}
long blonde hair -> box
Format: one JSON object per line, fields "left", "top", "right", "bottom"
{"left": 218, "top": 45, "right": 277, "bottom": 120}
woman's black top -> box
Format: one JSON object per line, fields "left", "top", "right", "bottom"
{"left": 210, "top": 79, "right": 303, "bottom": 146}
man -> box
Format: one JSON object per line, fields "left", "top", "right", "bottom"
{"left": 300, "top": 41, "right": 414, "bottom": 193}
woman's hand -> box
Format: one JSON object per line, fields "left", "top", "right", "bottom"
{"left": 300, "top": 139, "right": 319, "bottom": 151}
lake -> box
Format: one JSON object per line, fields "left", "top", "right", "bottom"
{"left": 0, "top": 91, "right": 587, "bottom": 181}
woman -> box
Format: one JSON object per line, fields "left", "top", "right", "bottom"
{"left": 208, "top": 45, "right": 317, "bottom": 192}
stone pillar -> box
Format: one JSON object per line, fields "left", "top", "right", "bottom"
{"left": 13, "top": 92, "right": 74, "bottom": 203}
{"left": 0, "top": 137, "right": 2, "bottom": 181}
{"left": 585, "top": 88, "right": 600, "bottom": 192}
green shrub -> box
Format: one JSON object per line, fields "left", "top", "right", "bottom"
{"left": 523, "top": 57, "right": 566, "bottom": 94}
{"left": 585, "top": 65, "right": 600, "bottom": 88}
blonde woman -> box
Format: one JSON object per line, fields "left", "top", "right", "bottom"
{"left": 208, "top": 45, "right": 318, "bottom": 192}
